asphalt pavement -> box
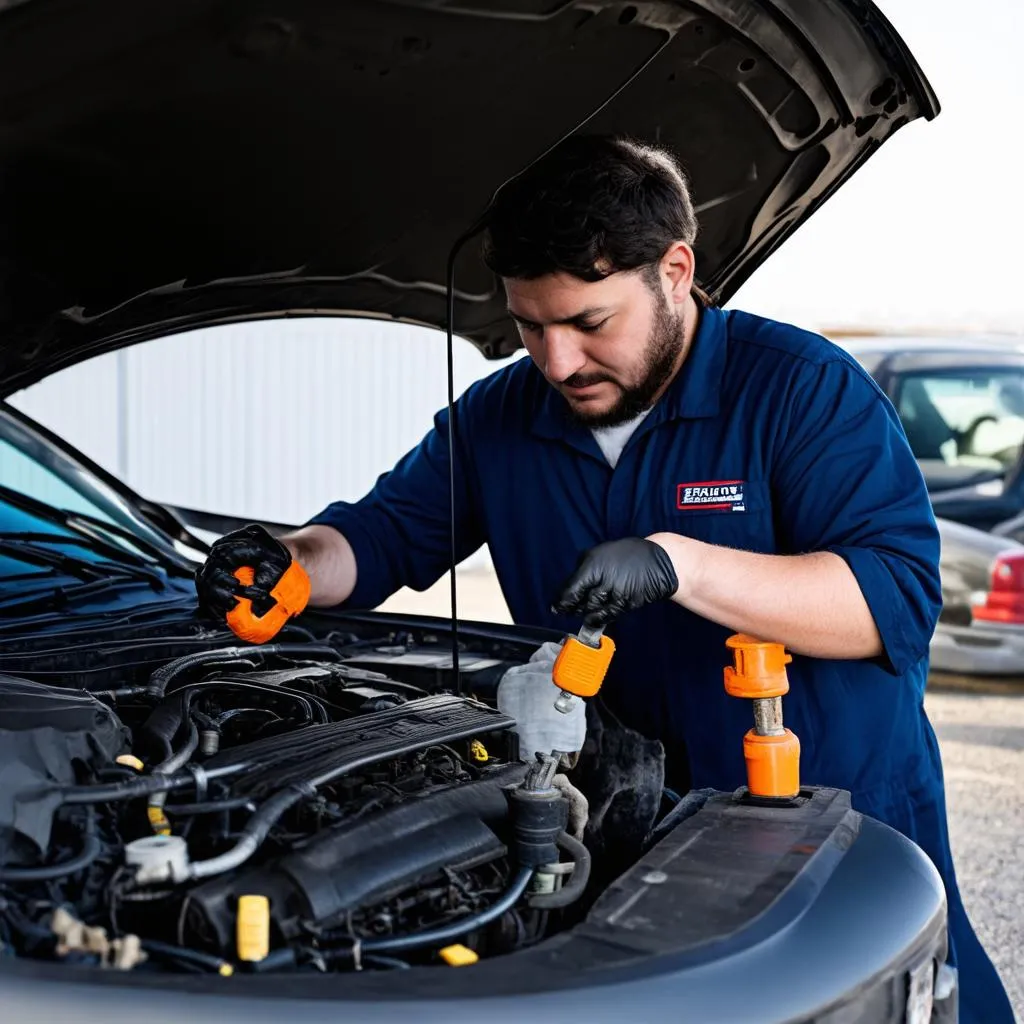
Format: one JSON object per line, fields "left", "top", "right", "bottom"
{"left": 925, "top": 685, "right": 1023, "bottom": 1020}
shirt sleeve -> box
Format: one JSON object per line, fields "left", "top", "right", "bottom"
{"left": 771, "top": 356, "right": 942, "bottom": 675}
{"left": 305, "top": 394, "right": 485, "bottom": 610}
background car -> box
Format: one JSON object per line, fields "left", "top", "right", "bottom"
{"left": 829, "top": 335, "right": 1024, "bottom": 677}
{"left": 934, "top": 516, "right": 1024, "bottom": 677}
{"left": 835, "top": 334, "right": 1024, "bottom": 531}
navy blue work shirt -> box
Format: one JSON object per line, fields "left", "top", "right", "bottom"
{"left": 310, "top": 304, "right": 1013, "bottom": 1020}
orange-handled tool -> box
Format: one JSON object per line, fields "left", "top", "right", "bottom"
{"left": 225, "top": 562, "right": 311, "bottom": 645}
{"left": 552, "top": 623, "right": 616, "bottom": 714}
{"left": 724, "top": 634, "right": 800, "bottom": 799}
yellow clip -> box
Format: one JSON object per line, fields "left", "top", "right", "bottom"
{"left": 116, "top": 755, "right": 144, "bottom": 771}
{"left": 439, "top": 943, "right": 479, "bottom": 967}
{"left": 147, "top": 805, "right": 171, "bottom": 836}
{"left": 236, "top": 895, "right": 270, "bottom": 963}
{"left": 218, "top": 962, "right": 235, "bottom": 977}
{"left": 469, "top": 740, "right": 489, "bottom": 763}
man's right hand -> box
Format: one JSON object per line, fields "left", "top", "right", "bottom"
{"left": 195, "top": 523, "right": 297, "bottom": 619}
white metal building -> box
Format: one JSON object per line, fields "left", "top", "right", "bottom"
{"left": 7, "top": 317, "right": 526, "bottom": 574}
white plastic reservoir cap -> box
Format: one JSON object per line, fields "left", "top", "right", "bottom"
{"left": 125, "top": 835, "right": 190, "bottom": 884}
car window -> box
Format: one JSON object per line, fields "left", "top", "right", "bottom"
{"left": 0, "top": 429, "right": 170, "bottom": 569}
{"left": 0, "top": 436, "right": 121, "bottom": 525}
{"left": 895, "top": 370, "right": 1024, "bottom": 469}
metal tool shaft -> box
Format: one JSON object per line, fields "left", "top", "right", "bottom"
{"left": 752, "top": 696, "right": 784, "bottom": 736}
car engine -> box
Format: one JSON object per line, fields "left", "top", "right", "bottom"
{"left": 0, "top": 616, "right": 609, "bottom": 977}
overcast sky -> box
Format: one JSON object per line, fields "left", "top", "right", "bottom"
{"left": 730, "top": 0, "right": 1024, "bottom": 335}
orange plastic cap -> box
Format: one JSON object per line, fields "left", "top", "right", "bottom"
{"left": 743, "top": 729, "right": 800, "bottom": 799}
{"left": 226, "top": 561, "right": 311, "bottom": 645}
{"left": 552, "top": 634, "right": 616, "bottom": 698}
{"left": 723, "top": 633, "right": 792, "bottom": 699}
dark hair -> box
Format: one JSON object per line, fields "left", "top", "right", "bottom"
{"left": 482, "top": 134, "right": 704, "bottom": 296}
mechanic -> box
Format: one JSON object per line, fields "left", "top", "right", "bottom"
{"left": 196, "top": 134, "right": 1013, "bottom": 1021}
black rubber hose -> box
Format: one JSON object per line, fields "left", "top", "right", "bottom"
{"left": 526, "top": 832, "right": 592, "bottom": 910}
{"left": 139, "top": 693, "right": 191, "bottom": 762}
{"left": 188, "top": 783, "right": 315, "bottom": 879}
{"left": 189, "top": 680, "right": 326, "bottom": 724}
{"left": 363, "top": 954, "right": 411, "bottom": 970}
{"left": 163, "top": 795, "right": 255, "bottom": 816}
{"left": 0, "top": 810, "right": 100, "bottom": 882}
{"left": 141, "top": 677, "right": 326, "bottom": 763}
{"left": 248, "top": 947, "right": 298, "bottom": 973}
{"left": 359, "top": 868, "right": 533, "bottom": 953}
{"left": 147, "top": 649, "right": 255, "bottom": 698}
{"left": 94, "top": 685, "right": 150, "bottom": 701}
{"left": 61, "top": 763, "right": 244, "bottom": 804}
{"left": 147, "top": 644, "right": 341, "bottom": 698}
{"left": 141, "top": 939, "right": 233, "bottom": 975}
{"left": 318, "top": 949, "right": 411, "bottom": 971}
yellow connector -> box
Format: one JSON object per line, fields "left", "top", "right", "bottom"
{"left": 116, "top": 755, "right": 144, "bottom": 771}
{"left": 469, "top": 739, "right": 489, "bottom": 763}
{"left": 439, "top": 943, "right": 479, "bottom": 966}
{"left": 236, "top": 895, "right": 270, "bottom": 963}
{"left": 147, "top": 805, "right": 170, "bottom": 836}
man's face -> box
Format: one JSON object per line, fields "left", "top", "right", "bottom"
{"left": 505, "top": 266, "right": 686, "bottom": 428}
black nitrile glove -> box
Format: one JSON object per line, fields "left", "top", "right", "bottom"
{"left": 195, "top": 523, "right": 293, "bottom": 619}
{"left": 553, "top": 538, "right": 679, "bottom": 628}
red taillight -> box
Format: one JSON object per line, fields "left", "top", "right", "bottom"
{"left": 972, "top": 552, "right": 1024, "bottom": 624}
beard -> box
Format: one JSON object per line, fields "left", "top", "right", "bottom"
{"left": 564, "top": 291, "right": 686, "bottom": 429}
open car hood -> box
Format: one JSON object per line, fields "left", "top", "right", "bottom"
{"left": 0, "top": 0, "right": 938, "bottom": 394}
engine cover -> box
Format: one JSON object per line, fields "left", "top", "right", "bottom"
{"left": 186, "top": 763, "right": 527, "bottom": 951}
{"left": 203, "top": 693, "right": 516, "bottom": 798}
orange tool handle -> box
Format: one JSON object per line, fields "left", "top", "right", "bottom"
{"left": 743, "top": 729, "right": 800, "bottom": 799}
{"left": 225, "top": 562, "right": 311, "bottom": 644}
{"left": 723, "top": 634, "right": 792, "bottom": 699}
{"left": 552, "top": 633, "right": 616, "bottom": 698}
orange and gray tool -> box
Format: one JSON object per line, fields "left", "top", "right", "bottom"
{"left": 552, "top": 623, "right": 616, "bottom": 714}
{"left": 225, "top": 562, "right": 311, "bottom": 645}
{"left": 723, "top": 634, "right": 801, "bottom": 799}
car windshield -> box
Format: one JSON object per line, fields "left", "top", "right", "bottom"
{"left": 895, "top": 369, "right": 1024, "bottom": 471}
{"left": 0, "top": 412, "right": 194, "bottom": 588}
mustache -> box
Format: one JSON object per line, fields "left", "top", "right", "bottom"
{"left": 561, "top": 372, "right": 615, "bottom": 388}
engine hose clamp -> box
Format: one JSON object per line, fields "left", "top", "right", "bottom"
{"left": 189, "top": 764, "right": 209, "bottom": 802}
{"left": 538, "top": 860, "right": 575, "bottom": 875}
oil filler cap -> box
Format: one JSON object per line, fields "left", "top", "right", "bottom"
{"left": 439, "top": 943, "right": 479, "bottom": 966}
{"left": 237, "top": 894, "right": 270, "bottom": 962}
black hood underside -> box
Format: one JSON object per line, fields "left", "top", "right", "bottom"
{"left": 0, "top": 0, "right": 938, "bottom": 393}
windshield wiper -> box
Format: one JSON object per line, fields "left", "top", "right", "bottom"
{"left": 0, "top": 576, "right": 167, "bottom": 618}
{"left": 0, "top": 588, "right": 198, "bottom": 632}
{"left": 60, "top": 507, "right": 194, "bottom": 576}
{"left": 0, "top": 483, "right": 189, "bottom": 576}
{"left": 0, "top": 535, "right": 167, "bottom": 588}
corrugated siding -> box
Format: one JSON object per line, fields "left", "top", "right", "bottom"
{"left": 9, "top": 318, "right": 526, "bottom": 569}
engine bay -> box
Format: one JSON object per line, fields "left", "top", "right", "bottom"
{"left": 0, "top": 614, "right": 634, "bottom": 978}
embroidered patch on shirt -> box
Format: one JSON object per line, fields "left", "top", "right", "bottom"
{"left": 676, "top": 480, "right": 746, "bottom": 511}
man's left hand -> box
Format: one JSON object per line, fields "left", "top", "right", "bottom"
{"left": 553, "top": 537, "right": 679, "bottom": 627}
